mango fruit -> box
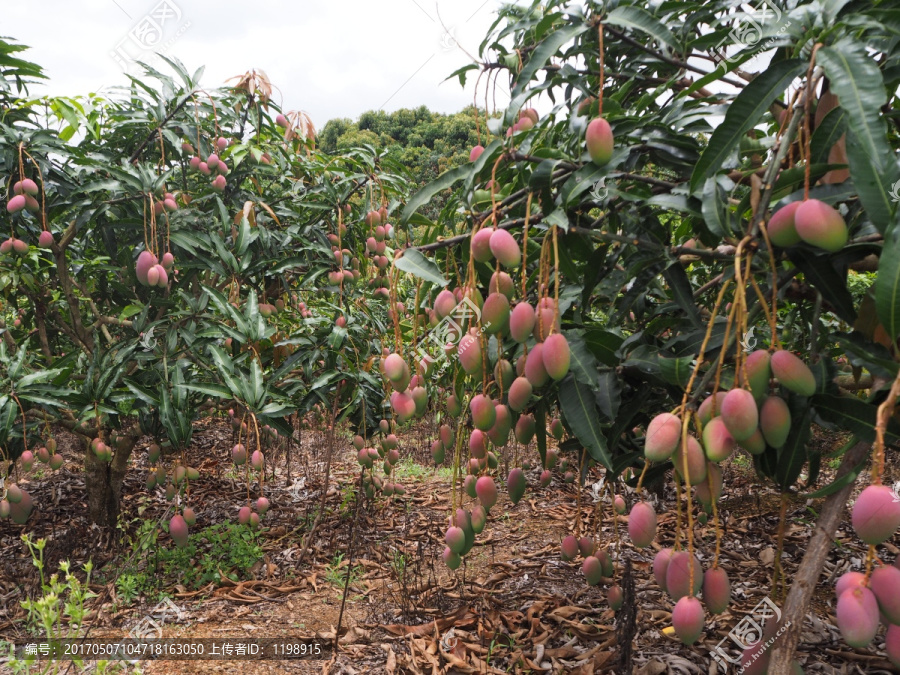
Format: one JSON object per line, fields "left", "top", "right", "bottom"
{"left": 586, "top": 118, "right": 614, "bottom": 166}
{"left": 794, "top": 199, "right": 848, "bottom": 252}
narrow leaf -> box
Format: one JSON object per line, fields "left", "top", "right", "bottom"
{"left": 691, "top": 59, "right": 806, "bottom": 191}
{"left": 559, "top": 375, "right": 613, "bottom": 470}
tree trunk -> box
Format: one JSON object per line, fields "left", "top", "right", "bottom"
{"left": 84, "top": 443, "right": 133, "bottom": 528}
{"left": 767, "top": 439, "right": 871, "bottom": 674}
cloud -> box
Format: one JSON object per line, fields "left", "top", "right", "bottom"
{"left": 6, "top": 0, "right": 512, "bottom": 126}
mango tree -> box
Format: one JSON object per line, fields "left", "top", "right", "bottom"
{"left": 387, "top": 0, "right": 900, "bottom": 671}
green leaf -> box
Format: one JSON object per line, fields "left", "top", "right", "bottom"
{"left": 776, "top": 396, "right": 812, "bottom": 491}
{"left": 582, "top": 328, "right": 624, "bottom": 366}
{"left": 249, "top": 359, "right": 264, "bottom": 408}
{"left": 800, "top": 449, "right": 867, "bottom": 499}
{"left": 812, "top": 393, "right": 900, "bottom": 444}
{"left": 788, "top": 250, "right": 857, "bottom": 324}
{"left": 662, "top": 263, "right": 703, "bottom": 329}
{"left": 401, "top": 165, "right": 470, "bottom": 225}
{"left": 511, "top": 23, "right": 588, "bottom": 99}
{"left": 559, "top": 375, "right": 612, "bottom": 471}
{"left": 179, "top": 383, "right": 233, "bottom": 400}
{"left": 835, "top": 332, "right": 899, "bottom": 379}
{"left": 595, "top": 370, "right": 621, "bottom": 421}
{"left": 605, "top": 6, "right": 678, "bottom": 50}
{"left": 818, "top": 41, "right": 900, "bottom": 232}
{"left": 701, "top": 175, "right": 736, "bottom": 238}
{"left": 876, "top": 224, "right": 900, "bottom": 340}
{"left": 567, "top": 332, "right": 601, "bottom": 388}
{"left": 809, "top": 106, "right": 847, "bottom": 165}
{"left": 691, "top": 59, "right": 806, "bottom": 191}
{"left": 393, "top": 249, "right": 448, "bottom": 287}
{"left": 659, "top": 355, "right": 693, "bottom": 388}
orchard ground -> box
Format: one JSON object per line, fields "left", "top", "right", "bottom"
{"left": 1, "top": 415, "right": 896, "bottom": 674}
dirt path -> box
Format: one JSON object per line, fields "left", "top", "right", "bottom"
{"left": 2, "top": 421, "right": 898, "bottom": 673}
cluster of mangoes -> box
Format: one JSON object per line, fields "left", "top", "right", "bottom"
{"left": 832, "top": 486, "right": 900, "bottom": 664}
{"left": 184, "top": 137, "right": 231, "bottom": 192}
{"left": 354, "top": 421, "right": 407, "bottom": 498}
{"left": 135, "top": 249, "right": 175, "bottom": 288}
{"left": 624, "top": 348, "right": 819, "bottom": 644}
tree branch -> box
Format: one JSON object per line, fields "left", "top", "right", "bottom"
{"left": 129, "top": 92, "right": 194, "bottom": 164}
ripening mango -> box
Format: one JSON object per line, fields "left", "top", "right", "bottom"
{"left": 794, "top": 199, "right": 848, "bottom": 252}
{"left": 738, "top": 428, "right": 766, "bottom": 455}
{"left": 760, "top": 395, "right": 791, "bottom": 448}
{"left": 695, "top": 462, "right": 723, "bottom": 513}
{"left": 470, "top": 227, "right": 494, "bottom": 263}
{"left": 470, "top": 394, "right": 497, "bottom": 431}
{"left": 169, "top": 514, "right": 189, "bottom": 547}
{"left": 644, "top": 412, "right": 681, "bottom": 461}
{"left": 628, "top": 501, "right": 657, "bottom": 548}
{"left": 443, "top": 547, "right": 462, "bottom": 569}
{"left": 836, "top": 587, "right": 879, "bottom": 648}
{"left": 561, "top": 535, "right": 580, "bottom": 561}
{"left": 458, "top": 333, "right": 483, "bottom": 375}
{"left": 701, "top": 417, "right": 735, "bottom": 463}
{"left": 509, "top": 302, "right": 536, "bottom": 343}
{"left": 578, "top": 537, "right": 595, "bottom": 557}
{"left": 542, "top": 333, "right": 571, "bottom": 381}
{"left": 489, "top": 229, "right": 521, "bottom": 268}
{"left": 666, "top": 551, "right": 703, "bottom": 601}
{"left": 446, "top": 525, "right": 466, "bottom": 554}
{"left": 653, "top": 548, "right": 674, "bottom": 592}
{"left": 507, "top": 468, "right": 526, "bottom": 505}
{"left": 770, "top": 350, "right": 816, "bottom": 397}
{"left": 697, "top": 392, "right": 727, "bottom": 424}
{"left": 464, "top": 474, "right": 477, "bottom": 498}
{"left": 508, "top": 376, "right": 533, "bottom": 412}
{"left": 489, "top": 271, "right": 515, "bottom": 299}
{"left": 469, "top": 145, "right": 484, "bottom": 162}
{"left": 494, "top": 359, "right": 514, "bottom": 391}
{"left": 586, "top": 118, "right": 614, "bottom": 166}
{"left": 703, "top": 567, "right": 731, "bottom": 614}
{"left": 447, "top": 394, "right": 462, "bottom": 417}
{"left": 6, "top": 194, "right": 25, "bottom": 214}
{"left": 434, "top": 289, "right": 457, "bottom": 318}
{"left": 456, "top": 508, "right": 475, "bottom": 555}
{"left": 673, "top": 436, "right": 707, "bottom": 486}
{"left": 607, "top": 585, "right": 623, "bottom": 611}
{"left": 672, "top": 596, "right": 705, "bottom": 645}
{"left": 136, "top": 250, "right": 157, "bottom": 285}
{"left": 835, "top": 571, "right": 867, "bottom": 600}
{"left": 887, "top": 625, "right": 900, "bottom": 668}
{"left": 482, "top": 292, "right": 510, "bottom": 335}
{"left": 476, "top": 476, "right": 498, "bottom": 511}
{"left": 766, "top": 201, "right": 802, "bottom": 247}
{"left": 431, "top": 440, "right": 445, "bottom": 464}
{"left": 38, "top": 231, "right": 54, "bottom": 247}
{"left": 743, "top": 350, "right": 771, "bottom": 403}
{"left": 488, "top": 404, "right": 512, "bottom": 446}
{"left": 852, "top": 484, "right": 900, "bottom": 545}
{"left": 869, "top": 565, "right": 900, "bottom": 624}
{"left": 515, "top": 413, "right": 536, "bottom": 444}
{"left": 533, "top": 298, "right": 560, "bottom": 342}
{"left": 582, "top": 556, "right": 604, "bottom": 586}
{"left": 720, "top": 388, "right": 759, "bottom": 441}
{"left": 8, "top": 489, "right": 33, "bottom": 524}
{"left": 525, "top": 343, "right": 550, "bottom": 388}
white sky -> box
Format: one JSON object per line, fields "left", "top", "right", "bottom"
{"left": 6, "top": 0, "right": 516, "bottom": 129}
